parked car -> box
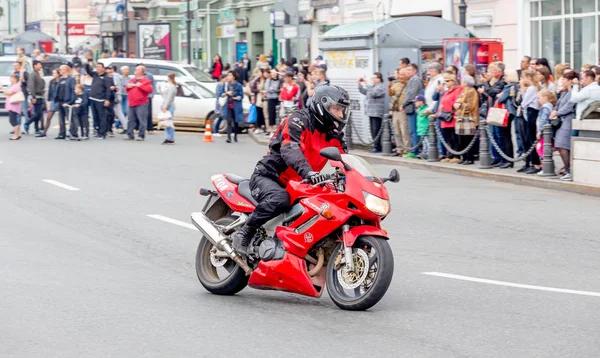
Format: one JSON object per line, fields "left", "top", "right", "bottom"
{"left": 151, "top": 76, "right": 249, "bottom": 133}
{"left": 0, "top": 56, "right": 60, "bottom": 116}
{"left": 98, "top": 58, "right": 217, "bottom": 92}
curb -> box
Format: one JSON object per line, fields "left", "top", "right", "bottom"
{"left": 249, "top": 132, "right": 600, "bottom": 197}
{"left": 354, "top": 151, "right": 600, "bottom": 197}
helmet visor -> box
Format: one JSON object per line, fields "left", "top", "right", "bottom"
{"left": 328, "top": 103, "right": 349, "bottom": 123}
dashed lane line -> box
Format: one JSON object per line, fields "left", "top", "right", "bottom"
{"left": 423, "top": 272, "right": 600, "bottom": 297}
{"left": 147, "top": 214, "right": 197, "bottom": 231}
{"left": 42, "top": 179, "right": 80, "bottom": 191}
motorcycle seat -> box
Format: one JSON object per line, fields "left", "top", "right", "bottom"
{"left": 225, "top": 173, "right": 246, "bottom": 185}
{"left": 237, "top": 180, "right": 259, "bottom": 206}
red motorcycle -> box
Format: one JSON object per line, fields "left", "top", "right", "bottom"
{"left": 191, "top": 148, "right": 399, "bottom": 310}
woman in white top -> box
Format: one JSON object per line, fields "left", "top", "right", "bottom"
{"left": 160, "top": 73, "right": 177, "bottom": 145}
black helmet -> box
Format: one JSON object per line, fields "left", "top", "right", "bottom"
{"left": 309, "top": 85, "right": 350, "bottom": 134}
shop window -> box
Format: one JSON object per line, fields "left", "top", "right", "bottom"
{"left": 564, "top": 0, "right": 571, "bottom": 14}
{"left": 541, "top": 19, "right": 561, "bottom": 67}
{"left": 531, "top": 1, "right": 540, "bottom": 17}
{"left": 573, "top": 0, "right": 595, "bottom": 13}
{"left": 541, "top": 0, "right": 562, "bottom": 16}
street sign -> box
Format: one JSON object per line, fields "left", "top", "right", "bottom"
{"left": 179, "top": 18, "right": 202, "bottom": 29}
{"left": 179, "top": 1, "right": 198, "bottom": 13}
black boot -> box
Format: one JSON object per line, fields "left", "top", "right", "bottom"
{"left": 231, "top": 226, "right": 255, "bottom": 255}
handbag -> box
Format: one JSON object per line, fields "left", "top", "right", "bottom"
{"left": 438, "top": 110, "right": 454, "bottom": 122}
{"left": 218, "top": 96, "right": 228, "bottom": 107}
{"left": 404, "top": 102, "right": 415, "bottom": 115}
{"left": 9, "top": 91, "right": 25, "bottom": 104}
{"left": 247, "top": 104, "right": 257, "bottom": 124}
{"left": 157, "top": 111, "right": 174, "bottom": 128}
{"left": 455, "top": 107, "right": 477, "bottom": 135}
{"left": 486, "top": 101, "right": 509, "bottom": 127}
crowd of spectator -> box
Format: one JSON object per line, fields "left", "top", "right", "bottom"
{"left": 5, "top": 48, "right": 178, "bottom": 145}
{"left": 210, "top": 51, "right": 330, "bottom": 141}
{"left": 362, "top": 56, "right": 596, "bottom": 181}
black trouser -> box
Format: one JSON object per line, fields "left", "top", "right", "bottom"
{"left": 267, "top": 98, "right": 278, "bottom": 126}
{"left": 69, "top": 110, "right": 80, "bottom": 138}
{"left": 245, "top": 173, "right": 291, "bottom": 231}
{"left": 147, "top": 97, "right": 154, "bottom": 131}
{"left": 106, "top": 104, "right": 114, "bottom": 133}
{"left": 79, "top": 114, "right": 89, "bottom": 137}
{"left": 9, "top": 111, "right": 18, "bottom": 127}
{"left": 91, "top": 100, "right": 108, "bottom": 137}
{"left": 459, "top": 134, "right": 477, "bottom": 161}
{"left": 256, "top": 104, "right": 266, "bottom": 129}
{"left": 226, "top": 109, "right": 239, "bottom": 140}
{"left": 441, "top": 127, "right": 458, "bottom": 159}
{"left": 57, "top": 102, "right": 67, "bottom": 137}
{"left": 369, "top": 116, "right": 382, "bottom": 151}
{"left": 519, "top": 108, "right": 540, "bottom": 166}
{"left": 498, "top": 116, "right": 515, "bottom": 162}
{"left": 25, "top": 98, "right": 45, "bottom": 131}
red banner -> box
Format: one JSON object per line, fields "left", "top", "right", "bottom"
{"left": 56, "top": 24, "right": 100, "bottom": 36}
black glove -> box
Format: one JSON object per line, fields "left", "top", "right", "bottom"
{"left": 304, "top": 171, "right": 330, "bottom": 185}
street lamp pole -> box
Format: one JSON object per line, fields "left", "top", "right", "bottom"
{"left": 459, "top": 0, "right": 467, "bottom": 28}
{"left": 124, "top": 0, "right": 129, "bottom": 55}
{"left": 186, "top": 0, "right": 192, "bottom": 64}
{"left": 64, "top": 0, "right": 69, "bottom": 53}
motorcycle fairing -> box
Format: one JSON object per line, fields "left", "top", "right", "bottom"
{"left": 210, "top": 174, "right": 255, "bottom": 213}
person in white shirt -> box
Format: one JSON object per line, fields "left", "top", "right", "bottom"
{"left": 570, "top": 69, "right": 600, "bottom": 122}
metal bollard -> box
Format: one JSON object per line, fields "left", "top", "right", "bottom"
{"left": 541, "top": 123, "right": 556, "bottom": 176}
{"left": 381, "top": 115, "right": 393, "bottom": 156}
{"left": 427, "top": 116, "right": 439, "bottom": 162}
{"left": 478, "top": 119, "right": 492, "bottom": 169}
{"left": 346, "top": 113, "right": 353, "bottom": 151}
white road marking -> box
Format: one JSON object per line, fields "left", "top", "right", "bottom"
{"left": 422, "top": 272, "right": 600, "bottom": 297}
{"left": 147, "top": 214, "right": 197, "bottom": 231}
{"left": 42, "top": 179, "right": 80, "bottom": 191}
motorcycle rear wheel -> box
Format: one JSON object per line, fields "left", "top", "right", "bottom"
{"left": 326, "top": 236, "right": 394, "bottom": 311}
{"left": 195, "top": 216, "right": 249, "bottom": 295}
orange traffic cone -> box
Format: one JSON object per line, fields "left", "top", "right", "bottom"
{"left": 203, "top": 119, "right": 214, "bottom": 142}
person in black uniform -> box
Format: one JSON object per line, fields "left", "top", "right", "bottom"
{"left": 85, "top": 62, "right": 114, "bottom": 139}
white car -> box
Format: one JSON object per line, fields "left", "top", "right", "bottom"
{"left": 151, "top": 76, "right": 249, "bottom": 132}
{"left": 98, "top": 58, "right": 217, "bottom": 92}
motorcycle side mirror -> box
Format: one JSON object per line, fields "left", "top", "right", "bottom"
{"left": 383, "top": 169, "right": 400, "bottom": 183}
{"left": 320, "top": 147, "right": 342, "bottom": 162}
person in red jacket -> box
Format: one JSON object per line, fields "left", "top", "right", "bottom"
{"left": 230, "top": 85, "right": 349, "bottom": 255}
{"left": 211, "top": 54, "right": 223, "bottom": 81}
{"left": 279, "top": 72, "right": 300, "bottom": 118}
{"left": 124, "top": 65, "right": 153, "bottom": 141}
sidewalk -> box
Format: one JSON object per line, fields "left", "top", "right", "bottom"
{"left": 248, "top": 131, "right": 600, "bottom": 197}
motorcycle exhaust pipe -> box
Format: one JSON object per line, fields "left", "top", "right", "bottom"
{"left": 191, "top": 212, "right": 253, "bottom": 275}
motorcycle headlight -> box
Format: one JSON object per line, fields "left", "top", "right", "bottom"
{"left": 363, "top": 192, "right": 390, "bottom": 216}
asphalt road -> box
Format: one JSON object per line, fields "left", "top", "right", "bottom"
{"left": 1, "top": 129, "right": 599, "bottom": 357}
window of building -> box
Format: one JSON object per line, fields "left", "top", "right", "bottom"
{"left": 530, "top": 0, "right": 599, "bottom": 69}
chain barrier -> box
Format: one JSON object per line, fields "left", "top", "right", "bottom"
{"left": 349, "top": 114, "right": 386, "bottom": 147}
{"left": 434, "top": 122, "right": 479, "bottom": 156}
{"left": 485, "top": 125, "right": 540, "bottom": 163}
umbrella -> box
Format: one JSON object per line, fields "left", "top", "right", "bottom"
{"left": 12, "top": 30, "right": 57, "bottom": 45}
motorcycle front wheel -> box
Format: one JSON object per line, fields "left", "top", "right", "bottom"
{"left": 195, "top": 215, "right": 249, "bottom": 295}
{"left": 326, "top": 236, "right": 394, "bottom": 311}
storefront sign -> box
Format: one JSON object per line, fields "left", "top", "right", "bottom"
{"left": 25, "top": 22, "right": 41, "bottom": 31}
{"left": 216, "top": 25, "right": 236, "bottom": 38}
{"left": 235, "top": 18, "right": 249, "bottom": 28}
{"left": 57, "top": 24, "right": 100, "bottom": 36}
{"left": 236, "top": 42, "right": 248, "bottom": 62}
{"left": 269, "top": 11, "right": 276, "bottom": 26}
{"left": 179, "top": 18, "right": 202, "bottom": 29}
{"left": 137, "top": 22, "right": 172, "bottom": 60}
{"left": 310, "top": 0, "right": 338, "bottom": 9}
{"left": 217, "top": 9, "right": 235, "bottom": 24}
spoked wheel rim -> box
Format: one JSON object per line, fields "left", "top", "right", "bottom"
{"left": 331, "top": 243, "right": 380, "bottom": 301}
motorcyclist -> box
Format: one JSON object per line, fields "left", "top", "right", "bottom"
{"left": 231, "top": 85, "right": 350, "bottom": 255}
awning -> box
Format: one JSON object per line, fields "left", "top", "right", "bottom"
{"left": 12, "top": 30, "right": 57, "bottom": 44}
